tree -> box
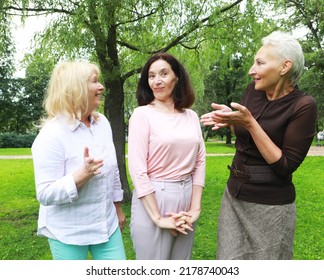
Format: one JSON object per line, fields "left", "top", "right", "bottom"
{"left": 195, "top": 0, "right": 278, "bottom": 143}
{"left": 0, "top": 3, "right": 19, "bottom": 133}
{"left": 287, "top": 0, "right": 324, "bottom": 130}
{"left": 23, "top": 51, "right": 55, "bottom": 131}
{"left": 268, "top": 0, "right": 324, "bottom": 129}
{"left": 2, "top": 0, "right": 245, "bottom": 201}
{"left": 199, "top": 56, "right": 246, "bottom": 143}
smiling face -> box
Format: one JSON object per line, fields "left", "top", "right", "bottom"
{"left": 249, "top": 45, "right": 285, "bottom": 94}
{"left": 148, "top": 59, "right": 178, "bottom": 103}
{"left": 87, "top": 71, "right": 104, "bottom": 112}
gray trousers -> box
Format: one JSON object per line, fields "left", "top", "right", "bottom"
{"left": 130, "top": 176, "right": 195, "bottom": 260}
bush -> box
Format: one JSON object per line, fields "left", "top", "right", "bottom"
{"left": 0, "top": 133, "right": 36, "bottom": 148}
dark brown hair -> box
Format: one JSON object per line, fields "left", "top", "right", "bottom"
{"left": 136, "top": 52, "right": 195, "bottom": 109}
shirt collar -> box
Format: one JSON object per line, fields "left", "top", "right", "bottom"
{"left": 65, "top": 114, "right": 98, "bottom": 131}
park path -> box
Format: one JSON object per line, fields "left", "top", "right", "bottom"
{"left": 0, "top": 146, "right": 323, "bottom": 159}
{"left": 207, "top": 146, "right": 324, "bottom": 157}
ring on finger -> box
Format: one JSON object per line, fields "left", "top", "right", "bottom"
{"left": 86, "top": 163, "right": 93, "bottom": 172}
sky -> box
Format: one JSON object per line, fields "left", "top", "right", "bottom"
{"left": 12, "top": 15, "right": 49, "bottom": 77}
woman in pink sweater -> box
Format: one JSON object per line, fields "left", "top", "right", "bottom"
{"left": 128, "top": 53, "right": 206, "bottom": 259}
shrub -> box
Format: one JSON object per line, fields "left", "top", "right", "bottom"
{"left": 0, "top": 133, "right": 36, "bottom": 148}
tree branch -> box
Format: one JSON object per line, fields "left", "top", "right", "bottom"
{"left": 117, "top": 0, "right": 243, "bottom": 54}
{"left": 2, "top": 5, "right": 75, "bottom": 16}
{"left": 116, "top": 8, "right": 158, "bottom": 27}
{"left": 122, "top": 67, "right": 142, "bottom": 81}
{"left": 117, "top": 40, "right": 142, "bottom": 52}
{"left": 156, "top": 0, "right": 243, "bottom": 53}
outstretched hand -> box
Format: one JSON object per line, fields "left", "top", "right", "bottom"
{"left": 200, "top": 103, "right": 233, "bottom": 130}
{"left": 200, "top": 102, "right": 252, "bottom": 130}
{"left": 212, "top": 102, "right": 253, "bottom": 128}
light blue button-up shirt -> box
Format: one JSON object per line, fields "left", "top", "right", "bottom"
{"left": 32, "top": 113, "right": 123, "bottom": 245}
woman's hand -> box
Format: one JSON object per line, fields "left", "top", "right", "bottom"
{"left": 200, "top": 103, "right": 233, "bottom": 130}
{"left": 139, "top": 193, "right": 192, "bottom": 236}
{"left": 155, "top": 216, "right": 193, "bottom": 236}
{"left": 73, "top": 147, "right": 104, "bottom": 189}
{"left": 211, "top": 102, "right": 253, "bottom": 129}
{"left": 166, "top": 210, "right": 200, "bottom": 234}
{"left": 83, "top": 147, "right": 104, "bottom": 175}
{"left": 114, "top": 202, "right": 126, "bottom": 231}
{"left": 201, "top": 102, "right": 253, "bottom": 130}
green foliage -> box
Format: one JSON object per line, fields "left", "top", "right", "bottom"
{"left": 299, "top": 66, "right": 324, "bottom": 130}
{"left": 264, "top": 0, "right": 324, "bottom": 129}
{"left": 0, "top": 133, "right": 36, "bottom": 148}
{"left": 193, "top": 1, "right": 279, "bottom": 141}
{"left": 0, "top": 9, "right": 18, "bottom": 132}
{"left": 0, "top": 8, "right": 15, "bottom": 77}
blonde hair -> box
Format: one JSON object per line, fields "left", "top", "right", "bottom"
{"left": 41, "top": 61, "right": 101, "bottom": 125}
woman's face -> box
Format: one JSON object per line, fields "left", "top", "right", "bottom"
{"left": 148, "top": 59, "right": 178, "bottom": 103}
{"left": 87, "top": 72, "right": 104, "bottom": 112}
{"left": 249, "top": 45, "right": 284, "bottom": 93}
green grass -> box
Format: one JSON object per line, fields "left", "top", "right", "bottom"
{"left": 0, "top": 159, "right": 52, "bottom": 260}
{"left": 204, "top": 141, "right": 236, "bottom": 154}
{"left": 293, "top": 157, "right": 324, "bottom": 259}
{"left": 0, "top": 148, "right": 31, "bottom": 155}
{"left": 0, "top": 144, "right": 323, "bottom": 260}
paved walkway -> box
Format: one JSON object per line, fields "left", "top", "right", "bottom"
{"left": 0, "top": 155, "right": 33, "bottom": 159}
{"left": 306, "top": 146, "right": 324, "bottom": 156}
{"left": 0, "top": 146, "right": 323, "bottom": 159}
{"left": 207, "top": 146, "right": 324, "bottom": 157}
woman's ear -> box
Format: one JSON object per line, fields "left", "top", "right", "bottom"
{"left": 280, "top": 59, "right": 293, "bottom": 75}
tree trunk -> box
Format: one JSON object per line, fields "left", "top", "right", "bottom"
{"left": 104, "top": 79, "right": 132, "bottom": 203}
{"left": 225, "top": 130, "right": 232, "bottom": 144}
{"left": 204, "top": 127, "right": 210, "bottom": 142}
{"left": 101, "top": 22, "right": 132, "bottom": 202}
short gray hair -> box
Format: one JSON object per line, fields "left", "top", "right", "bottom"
{"left": 262, "top": 31, "right": 304, "bottom": 86}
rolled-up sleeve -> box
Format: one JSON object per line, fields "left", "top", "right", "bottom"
{"left": 32, "top": 129, "right": 78, "bottom": 206}
{"left": 112, "top": 163, "right": 124, "bottom": 202}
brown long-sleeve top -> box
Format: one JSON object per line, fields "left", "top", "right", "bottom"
{"left": 228, "top": 82, "right": 317, "bottom": 205}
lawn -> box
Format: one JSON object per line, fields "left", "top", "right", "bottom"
{"left": 0, "top": 148, "right": 31, "bottom": 155}
{"left": 0, "top": 143, "right": 323, "bottom": 260}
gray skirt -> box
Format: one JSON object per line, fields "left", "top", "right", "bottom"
{"left": 217, "top": 187, "right": 296, "bottom": 260}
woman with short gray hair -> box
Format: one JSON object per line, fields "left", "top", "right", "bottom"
{"left": 201, "top": 31, "right": 317, "bottom": 259}
{"left": 261, "top": 30, "right": 305, "bottom": 86}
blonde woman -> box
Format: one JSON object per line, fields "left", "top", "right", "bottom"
{"left": 32, "top": 61, "right": 126, "bottom": 260}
